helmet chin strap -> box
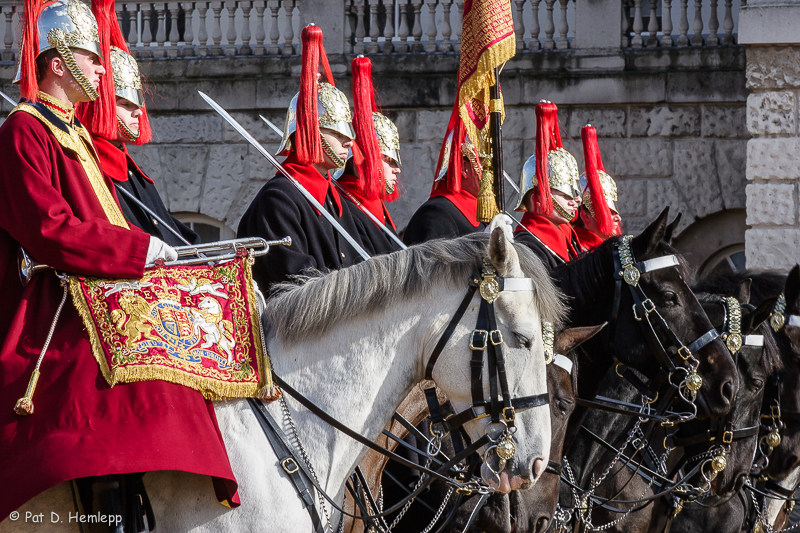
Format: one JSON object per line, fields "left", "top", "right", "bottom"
{"left": 52, "top": 41, "right": 99, "bottom": 102}
{"left": 320, "top": 133, "right": 346, "bottom": 170}
{"left": 117, "top": 117, "right": 140, "bottom": 141}
{"left": 553, "top": 199, "right": 575, "bottom": 222}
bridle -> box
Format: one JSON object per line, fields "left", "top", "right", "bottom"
{"left": 247, "top": 259, "right": 550, "bottom": 533}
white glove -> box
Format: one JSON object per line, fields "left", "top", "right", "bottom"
{"left": 146, "top": 236, "right": 179, "bottom": 263}
{"left": 484, "top": 213, "right": 515, "bottom": 233}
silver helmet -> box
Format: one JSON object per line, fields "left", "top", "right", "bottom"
{"left": 373, "top": 112, "right": 401, "bottom": 167}
{"left": 278, "top": 82, "right": 355, "bottom": 155}
{"left": 514, "top": 148, "right": 580, "bottom": 211}
{"left": 110, "top": 46, "right": 144, "bottom": 108}
{"left": 14, "top": 0, "right": 102, "bottom": 100}
{"left": 580, "top": 170, "right": 619, "bottom": 216}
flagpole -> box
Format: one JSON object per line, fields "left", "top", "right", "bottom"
{"left": 490, "top": 67, "right": 504, "bottom": 213}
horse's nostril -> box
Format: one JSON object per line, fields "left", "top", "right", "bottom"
{"left": 535, "top": 516, "right": 549, "bottom": 533}
{"left": 721, "top": 379, "right": 735, "bottom": 404}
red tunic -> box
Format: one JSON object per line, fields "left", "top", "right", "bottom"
{"left": 573, "top": 226, "right": 605, "bottom": 251}
{"left": 515, "top": 212, "right": 579, "bottom": 263}
{"left": 0, "top": 107, "right": 238, "bottom": 518}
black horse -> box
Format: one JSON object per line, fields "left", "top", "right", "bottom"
{"left": 690, "top": 265, "right": 800, "bottom": 532}
{"left": 646, "top": 281, "right": 782, "bottom": 533}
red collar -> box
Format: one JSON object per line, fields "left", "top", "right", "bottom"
{"left": 428, "top": 188, "right": 480, "bottom": 228}
{"left": 281, "top": 152, "right": 342, "bottom": 216}
{"left": 337, "top": 173, "right": 396, "bottom": 231}
{"left": 94, "top": 138, "right": 153, "bottom": 184}
{"left": 515, "top": 212, "right": 578, "bottom": 262}
{"left": 573, "top": 226, "right": 604, "bottom": 251}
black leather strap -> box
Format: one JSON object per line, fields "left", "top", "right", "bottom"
{"left": 686, "top": 329, "right": 720, "bottom": 355}
{"left": 425, "top": 280, "right": 479, "bottom": 380}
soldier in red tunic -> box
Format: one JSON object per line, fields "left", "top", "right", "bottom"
{"left": 337, "top": 55, "right": 403, "bottom": 256}
{"left": 403, "top": 103, "right": 486, "bottom": 245}
{"left": 513, "top": 101, "right": 584, "bottom": 270}
{"left": 573, "top": 124, "right": 623, "bottom": 250}
{"left": 0, "top": 0, "right": 237, "bottom": 526}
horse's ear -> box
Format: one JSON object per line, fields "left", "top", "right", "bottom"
{"left": 786, "top": 265, "right": 800, "bottom": 312}
{"left": 554, "top": 323, "right": 607, "bottom": 354}
{"left": 736, "top": 278, "right": 752, "bottom": 305}
{"left": 631, "top": 207, "right": 669, "bottom": 260}
{"left": 489, "top": 216, "right": 520, "bottom": 277}
{"left": 663, "top": 212, "right": 683, "bottom": 245}
{"left": 751, "top": 297, "right": 776, "bottom": 332}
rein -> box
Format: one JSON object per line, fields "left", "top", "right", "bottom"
{"left": 250, "top": 262, "right": 547, "bottom": 532}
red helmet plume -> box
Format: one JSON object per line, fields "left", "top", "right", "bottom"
{"left": 18, "top": 0, "right": 52, "bottom": 102}
{"left": 581, "top": 125, "right": 614, "bottom": 237}
{"left": 533, "top": 102, "right": 562, "bottom": 216}
{"left": 351, "top": 56, "right": 383, "bottom": 200}
{"left": 295, "top": 24, "right": 334, "bottom": 165}
{"left": 432, "top": 101, "right": 467, "bottom": 194}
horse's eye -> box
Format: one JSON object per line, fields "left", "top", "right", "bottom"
{"left": 750, "top": 379, "right": 765, "bottom": 392}
{"left": 557, "top": 399, "right": 572, "bottom": 416}
{"left": 514, "top": 333, "right": 532, "bottom": 349}
{"left": 662, "top": 291, "right": 677, "bottom": 305}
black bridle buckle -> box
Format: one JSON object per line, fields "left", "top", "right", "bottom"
{"left": 722, "top": 431, "right": 733, "bottom": 444}
{"left": 281, "top": 457, "right": 300, "bottom": 475}
{"left": 470, "top": 329, "right": 488, "bottom": 351}
{"left": 490, "top": 330, "right": 503, "bottom": 346}
{"left": 503, "top": 406, "right": 516, "bottom": 423}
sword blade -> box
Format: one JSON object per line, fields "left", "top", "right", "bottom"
{"left": 503, "top": 171, "right": 520, "bottom": 194}
{"left": 259, "top": 114, "right": 283, "bottom": 137}
{"left": 198, "top": 91, "right": 371, "bottom": 261}
{"left": 259, "top": 115, "right": 408, "bottom": 251}
{"left": 0, "top": 89, "right": 17, "bottom": 108}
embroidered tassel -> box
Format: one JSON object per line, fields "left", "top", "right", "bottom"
{"left": 351, "top": 56, "right": 383, "bottom": 200}
{"left": 534, "top": 102, "right": 562, "bottom": 217}
{"left": 476, "top": 169, "right": 500, "bottom": 222}
{"left": 581, "top": 125, "right": 615, "bottom": 238}
{"left": 296, "top": 24, "right": 333, "bottom": 166}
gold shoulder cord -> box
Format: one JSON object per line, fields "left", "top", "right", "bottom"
{"left": 10, "top": 103, "right": 129, "bottom": 229}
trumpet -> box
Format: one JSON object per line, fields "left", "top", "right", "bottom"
{"left": 17, "top": 236, "right": 292, "bottom": 287}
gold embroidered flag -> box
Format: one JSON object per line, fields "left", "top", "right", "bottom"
{"left": 69, "top": 254, "right": 276, "bottom": 401}
{"left": 457, "top": 0, "right": 515, "bottom": 147}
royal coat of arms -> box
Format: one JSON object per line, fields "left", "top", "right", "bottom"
{"left": 69, "top": 255, "right": 271, "bottom": 400}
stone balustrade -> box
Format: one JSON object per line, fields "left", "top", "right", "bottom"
{"left": 0, "top": 0, "right": 741, "bottom": 62}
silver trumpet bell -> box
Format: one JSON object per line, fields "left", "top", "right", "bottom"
{"left": 16, "top": 236, "right": 291, "bottom": 287}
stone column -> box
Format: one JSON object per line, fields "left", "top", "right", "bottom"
{"left": 299, "top": 0, "right": 347, "bottom": 55}
{"left": 740, "top": 0, "right": 800, "bottom": 269}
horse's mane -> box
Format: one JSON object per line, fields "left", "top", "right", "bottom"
{"left": 695, "top": 292, "right": 783, "bottom": 376}
{"left": 264, "top": 233, "right": 567, "bottom": 345}
{"left": 552, "top": 237, "right": 691, "bottom": 310}
{"left": 694, "top": 270, "right": 786, "bottom": 307}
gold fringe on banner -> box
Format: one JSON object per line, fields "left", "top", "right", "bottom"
{"left": 68, "top": 257, "right": 275, "bottom": 401}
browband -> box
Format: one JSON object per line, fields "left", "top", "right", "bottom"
{"left": 788, "top": 315, "right": 800, "bottom": 328}
{"left": 744, "top": 334, "right": 764, "bottom": 347}
{"left": 499, "top": 278, "right": 535, "bottom": 292}
{"left": 636, "top": 255, "right": 679, "bottom": 273}
{"left": 554, "top": 354, "right": 573, "bottom": 375}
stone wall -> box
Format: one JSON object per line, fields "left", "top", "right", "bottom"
{"left": 740, "top": 1, "right": 800, "bottom": 270}
{"left": 0, "top": 47, "right": 747, "bottom": 259}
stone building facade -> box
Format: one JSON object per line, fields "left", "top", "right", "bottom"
{"left": 0, "top": 0, "right": 785, "bottom": 275}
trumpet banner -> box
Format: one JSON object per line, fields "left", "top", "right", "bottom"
{"left": 457, "top": 0, "right": 515, "bottom": 148}
{"left": 69, "top": 255, "right": 273, "bottom": 400}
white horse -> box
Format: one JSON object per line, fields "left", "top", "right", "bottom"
{"left": 3, "top": 221, "right": 564, "bottom": 533}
